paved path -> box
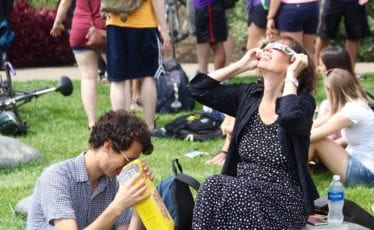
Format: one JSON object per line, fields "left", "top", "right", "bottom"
{"left": 2, "top": 62, "right": 374, "bottom": 82}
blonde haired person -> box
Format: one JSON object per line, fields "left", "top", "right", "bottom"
{"left": 309, "top": 68, "right": 374, "bottom": 186}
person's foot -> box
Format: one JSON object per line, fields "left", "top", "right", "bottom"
{"left": 130, "top": 99, "right": 143, "bottom": 111}
{"left": 151, "top": 128, "right": 166, "bottom": 137}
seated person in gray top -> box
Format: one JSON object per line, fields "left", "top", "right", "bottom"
{"left": 27, "top": 110, "right": 153, "bottom": 229}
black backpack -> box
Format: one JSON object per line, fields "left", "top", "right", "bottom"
{"left": 156, "top": 59, "right": 195, "bottom": 113}
{"left": 156, "top": 159, "right": 200, "bottom": 230}
{"left": 164, "top": 112, "right": 223, "bottom": 141}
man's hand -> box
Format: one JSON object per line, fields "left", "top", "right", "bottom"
{"left": 114, "top": 173, "right": 150, "bottom": 212}
{"left": 159, "top": 27, "right": 171, "bottom": 53}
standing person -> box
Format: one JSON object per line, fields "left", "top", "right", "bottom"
{"left": 51, "top": 0, "right": 106, "bottom": 129}
{"left": 0, "top": 0, "right": 14, "bottom": 67}
{"left": 314, "top": 0, "right": 370, "bottom": 70}
{"left": 106, "top": 0, "right": 170, "bottom": 132}
{"left": 27, "top": 110, "right": 154, "bottom": 229}
{"left": 246, "top": 0, "right": 268, "bottom": 50}
{"left": 309, "top": 69, "right": 374, "bottom": 186}
{"left": 188, "top": 36, "right": 319, "bottom": 228}
{"left": 194, "top": 0, "right": 228, "bottom": 74}
{"left": 266, "top": 0, "right": 319, "bottom": 55}
{"left": 206, "top": 0, "right": 269, "bottom": 166}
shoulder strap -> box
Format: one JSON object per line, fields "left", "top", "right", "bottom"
{"left": 172, "top": 158, "right": 200, "bottom": 190}
{"left": 172, "top": 158, "right": 183, "bottom": 175}
{"left": 175, "top": 173, "right": 200, "bottom": 191}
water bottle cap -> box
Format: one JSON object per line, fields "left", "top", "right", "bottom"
{"left": 333, "top": 175, "right": 341, "bottom": 181}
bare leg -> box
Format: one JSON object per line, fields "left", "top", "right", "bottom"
{"left": 224, "top": 32, "right": 233, "bottom": 65}
{"left": 309, "top": 139, "right": 349, "bottom": 182}
{"left": 303, "top": 33, "right": 316, "bottom": 57}
{"left": 314, "top": 37, "right": 330, "bottom": 67}
{"left": 246, "top": 23, "right": 266, "bottom": 50}
{"left": 345, "top": 39, "right": 360, "bottom": 70}
{"left": 130, "top": 79, "right": 143, "bottom": 111}
{"left": 110, "top": 80, "right": 131, "bottom": 111}
{"left": 73, "top": 50, "right": 99, "bottom": 128}
{"left": 280, "top": 31, "right": 304, "bottom": 48}
{"left": 210, "top": 42, "right": 226, "bottom": 70}
{"left": 141, "top": 76, "right": 157, "bottom": 130}
{"left": 196, "top": 43, "right": 211, "bottom": 74}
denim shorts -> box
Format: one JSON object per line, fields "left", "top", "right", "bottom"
{"left": 275, "top": 1, "right": 319, "bottom": 34}
{"left": 345, "top": 155, "right": 374, "bottom": 186}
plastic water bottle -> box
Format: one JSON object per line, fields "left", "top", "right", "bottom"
{"left": 327, "top": 175, "right": 344, "bottom": 224}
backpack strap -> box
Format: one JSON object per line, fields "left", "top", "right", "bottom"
{"left": 172, "top": 158, "right": 183, "bottom": 174}
{"left": 175, "top": 173, "right": 200, "bottom": 191}
{"left": 172, "top": 158, "right": 200, "bottom": 191}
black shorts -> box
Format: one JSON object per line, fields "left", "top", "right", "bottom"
{"left": 247, "top": 4, "right": 267, "bottom": 29}
{"left": 195, "top": 1, "right": 228, "bottom": 44}
{"left": 106, "top": 26, "right": 164, "bottom": 82}
{"left": 318, "top": 1, "right": 370, "bottom": 40}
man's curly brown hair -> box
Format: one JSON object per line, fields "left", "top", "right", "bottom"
{"left": 88, "top": 110, "right": 153, "bottom": 155}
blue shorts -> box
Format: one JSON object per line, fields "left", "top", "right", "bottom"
{"left": 106, "top": 26, "right": 164, "bottom": 82}
{"left": 247, "top": 3, "right": 267, "bottom": 29}
{"left": 275, "top": 1, "right": 319, "bottom": 34}
{"left": 71, "top": 46, "right": 93, "bottom": 52}
{"left": 345, "top": 155, "right": 374, "bottom": 186}
{"left": 318, "top": 1, "right": 370, "bottom": 40}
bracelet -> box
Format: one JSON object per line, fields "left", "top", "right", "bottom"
{"left": 285, "top": 77, "right": 299, "bottom": 88}
{"left": 219, "top": 150, "right": 228, "bottom": 154}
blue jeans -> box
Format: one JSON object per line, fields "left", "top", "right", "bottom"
{"left": 345, "top": 155, "right": 374, "bottom": 186}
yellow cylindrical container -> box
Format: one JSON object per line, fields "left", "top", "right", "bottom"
{"left": 118, "top": 159, "right": 174, "bottom": 230}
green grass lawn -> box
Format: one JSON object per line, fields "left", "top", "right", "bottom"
{"left": 0, "top": 73, "right": 373, "bottom": 228}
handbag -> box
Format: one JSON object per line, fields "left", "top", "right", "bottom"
{"left": 85, "top": 0, "right": 106, "bottom": 52}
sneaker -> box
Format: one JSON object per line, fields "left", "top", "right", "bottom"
{"left": 151, "top": 128, "right": 166, "bottom": 137}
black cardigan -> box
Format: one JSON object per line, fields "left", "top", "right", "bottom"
{"left": 187, "top": 73, "right": 319, "bottom": 215}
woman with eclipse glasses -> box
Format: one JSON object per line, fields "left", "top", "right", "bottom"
{"left": 188, "top": 36, "right": 318, "bottom": 228}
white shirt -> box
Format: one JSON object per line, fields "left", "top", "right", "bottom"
{"left": 341, "top": 102, "right": 374, "bottom": 174}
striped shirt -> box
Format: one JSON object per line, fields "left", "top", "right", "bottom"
{"left": 26, "top": 153, "right": 131, "bottom": 229}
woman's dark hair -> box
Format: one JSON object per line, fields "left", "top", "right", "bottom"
{"left": 320, "top": 46, "right": 354, "bottom": 75}
{"left": 89, "top": 110, "right": 153, "bottom": 155}
{"left": 276, "top": 36, "right": 316, "bottom": 94}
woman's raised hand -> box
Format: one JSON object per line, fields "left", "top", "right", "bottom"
{"left": 288, "top": 53, "right": 309, "bottom": 78}
{"left": 238, "top": 48, "right": 262, "bottom": 71}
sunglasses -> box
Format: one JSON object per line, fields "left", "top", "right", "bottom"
{"left": 112, "top": 141, "right": 137, "bottom": 163}
{"left": 267, "top": 43, "right": 297, "bottom": 57}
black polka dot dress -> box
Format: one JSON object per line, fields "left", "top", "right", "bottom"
{"left": 192, "top": 113, "right": 307, "bottom": 229}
